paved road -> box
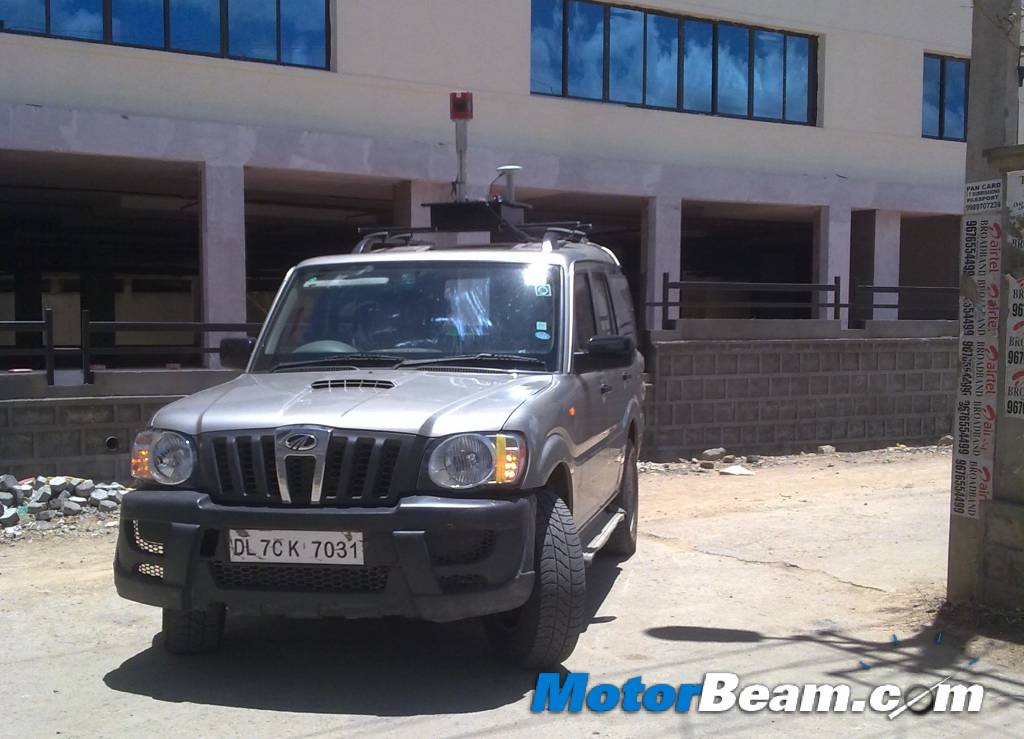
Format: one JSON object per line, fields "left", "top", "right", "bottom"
{"left": 2, "top": 450, "right": 1022, "bottom": 737}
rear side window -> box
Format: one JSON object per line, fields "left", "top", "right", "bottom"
{"left": 574, "top": 273, "right": 597, "bottom": 350}
{"left": 608, "top": 272, "right": 637, "bottom": 339}
{"left": 590, "top": 272, "right": 616, "bottom": 336}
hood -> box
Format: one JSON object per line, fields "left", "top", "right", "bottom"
{"left": 152, "top": 369, "right": 554, "bottom": 438}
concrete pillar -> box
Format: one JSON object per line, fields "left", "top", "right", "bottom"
{"left": 872, "top": 211, "right": 902, "bottom": 320}
{"left": 813, "top": 205, "right": 852, "bottom": 324}
{"left": 948, "top": 0, "right": 1021, "bottom": 606}
{"left": 641, "top": 196, "right": 683, "bottom": 331}
{"left": 200, "top": 163, "right": 247, "bottom": 368}
{"left": 393, "top": 180, "right": 451, "bottom": 228}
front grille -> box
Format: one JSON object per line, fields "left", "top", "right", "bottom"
{"left": 210, "top": 562, "right": 389, "bottom": 593}
{"left": 201, "top": 430, "right": 421, "bottom": 507}
{"left": 427, "top": 530, "right": 496, "bottom": 566}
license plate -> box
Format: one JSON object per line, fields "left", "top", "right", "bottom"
{"left": 228, "top": 530, "right": 364, "bottom": 565}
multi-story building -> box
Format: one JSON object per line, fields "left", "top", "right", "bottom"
{"left": 0, "top": 1, "right": 984, "bottom": 470}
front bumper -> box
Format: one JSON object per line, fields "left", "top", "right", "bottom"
{"left": 114, "top": 491, "right": 536, "bottom": 622}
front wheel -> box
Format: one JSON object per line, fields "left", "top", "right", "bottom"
{"left": 485, "top": 490, "right": 586, "bottom": 669}
{"left": 162, "top": 606, "right": 225, "bottom": 655}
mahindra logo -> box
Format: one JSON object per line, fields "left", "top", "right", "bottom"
{"left": 284, "top": 433, "right": 318, "bottom": 452}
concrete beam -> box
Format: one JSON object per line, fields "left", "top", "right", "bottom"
{"left": 872, "top": 211, "right": 902, "bottom": 320}
{"left": 393, "top": 180, "right": 451, "bottom": 228}
{"left": 814, "top": 206, "right": 852, "bottom": 324}
{"left": 200, "top": 163, "right": 247, "bottom": 367}
{"left": 641, "top": 196, "right": 683, "bottom": 330}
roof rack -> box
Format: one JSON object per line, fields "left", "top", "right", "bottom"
{"left": 353, "top": 222, "right": 593, "bottom": 254}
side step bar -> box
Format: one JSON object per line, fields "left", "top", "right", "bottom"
{"left": 582, "top": 507, "right": 625, "bottom": 565}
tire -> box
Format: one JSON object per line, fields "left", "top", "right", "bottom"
{"left": 605, "top": 441, "right": 638, "bottom": 558}
{"left": 485, "top": 490, "right": 586, "bottom": 669}
{"left": 162, "top": 606, "right": 225, "bottom": 655}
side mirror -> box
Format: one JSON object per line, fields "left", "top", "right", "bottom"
{"left": 220, "top": 337, "right": 256, "bottom": 370}
{"left": 577, "top": 335, "right": 636, "bottom": 371}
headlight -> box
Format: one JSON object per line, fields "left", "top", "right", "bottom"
{"left": 427, "top": 433, "right": 526, "bottom": 490}
{"left": 131, "top": 430, "right": 196, "bottom": 486}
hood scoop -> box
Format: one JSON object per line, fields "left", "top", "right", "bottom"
{"left": 311, "top": 378, "right": 395, "bottom": 391}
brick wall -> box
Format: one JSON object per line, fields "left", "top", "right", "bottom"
{"left": 643, "top": 338, "right": 957, "bottom": 461}
{"left": 0, "top": 396, "right": 181, "bottom": 481}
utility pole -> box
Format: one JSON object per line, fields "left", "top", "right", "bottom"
{"left": 948, "top": 0, "right": 1022, "bottom": 606}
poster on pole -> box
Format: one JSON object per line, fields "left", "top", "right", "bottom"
{"left": 966, "top": 179, "right": 1003, "bottom": 215}
{"left": 1006, "top": 170, "right": 1024, "bottom": 253}
{"left": 952, "top": 184, "right": 1003, "bottom": 519}
{"left": 1006, "top": 274, "right": 1024, "bottom": 419}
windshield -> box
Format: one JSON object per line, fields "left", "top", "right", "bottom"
{"left": 251, "top": 261, "right": 563, "bottom": 372}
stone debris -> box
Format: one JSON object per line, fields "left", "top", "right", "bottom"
{"left": 62, "top": 501, "right": 83, "bottom": 517}
{"left": 938, "top": 435, "right": 955, "bottom": 447}
{"left": 701, "top": 448, "right": 728, "bottom": 462}
{"left": 0, "top": 473, "right": 130, "bottom": 541}
{"left": 699, "top": 460, "right": 717, "bottom": 470}
{"left": 817, "top": 445, "right": 837, "bottom": 455}
{"left": 1, "top": 507, "right": 21, "bottom": 528}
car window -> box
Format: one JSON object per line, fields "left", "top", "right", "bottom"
{"left": 607, "top": 271, "right": 637, "bottom": 339}
{"left": 591, "top": 272, "right": 615, "bottom": 336}
{"left": 574, "top": 272, "right": 597, "bottom": 351}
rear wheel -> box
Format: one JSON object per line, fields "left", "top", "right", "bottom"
{"left": 485, "top": 490, "right": 586, "bottom": 669}
{"left": 605, "top": 441, "right": 638, "bottom": 557}
{"left": 162, "top": 606, "right": 225, "bottom": 655}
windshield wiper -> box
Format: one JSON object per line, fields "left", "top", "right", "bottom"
{"left": 401, "top": 353, "right": 548, "bottom": 370}
{"left": 270, "top": 353, "right": 405, "bottom": 373}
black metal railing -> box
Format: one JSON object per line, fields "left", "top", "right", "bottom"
{"left": 0, "top": 308, "right": 57, "bottom": 385}
{"left": 80, "top": 310, "right": 262, "bottom": 384}
{"left": 850, "top": 284, "right": 960, "bottom": 326}
{"left": 653, "top": 274, "right": 843, "bottom": 330}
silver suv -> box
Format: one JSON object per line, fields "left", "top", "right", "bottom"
{"left": 114, "top": 236, "right": 644, "bottom": 668}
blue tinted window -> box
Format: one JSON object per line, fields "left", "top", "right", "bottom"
{"left": 52, "top": 0, "right": 102, "bottom": 40}
{"left": 716, "top": 24, "right": 749, "bottom": 116}
{"left": 753, "top": 31, "right": 784, "bottom": 119}
{"left": 170, "top": 0, "right": 219, "bottom": 53}
{"left": 922, "top": 56, "right": 941, "bottom": 138}
{"left": 683, "top": 20, "right": 712, "bottom": 113}
{"left": 608, "top": 7, "right": 642, "bottom": 104}
{"left": 785, "top": 36, "right": 811, "bottom": 123}
{"left": 531, "top": 0, "right": 563, "bottom": 95}
{"left": 281, "top": 0, "right": 325, "bottom": 67}
{"left": 229, "top": 0, "right": 276, "bottom": 61}
{"left": 0, "top": 0, "right": 46, "bottom": 33}
{"left": 112, "top": 0, "right": 164, "bottom": 48}
{"left": 943, "top": 58, "right": 967, "bottom": 140}
{"left": 645, "top": 14, "right": 678, "bottom": 109}
{"left": 567, "top": 1, "right": 604, "bottom": 100}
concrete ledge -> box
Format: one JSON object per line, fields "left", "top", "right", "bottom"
{"left": 0, "top": 369, "right": 238, "bottom": 400}
{"left": 864, "top": 320, "right": 958, "bottom": 338}
{"left": 652, "top": 319, "right": 843, "bottom": 341}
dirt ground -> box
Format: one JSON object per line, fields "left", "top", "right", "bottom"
{"left": 2, "top": 448, "right": 1022, "bottom": 737}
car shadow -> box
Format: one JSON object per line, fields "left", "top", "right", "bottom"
{"left": 103, "top": 557, "right": 622, "bottom": 716}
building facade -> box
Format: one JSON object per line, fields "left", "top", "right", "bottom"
{"left": 0, "top": 0, "right": 984, "bottom": 466}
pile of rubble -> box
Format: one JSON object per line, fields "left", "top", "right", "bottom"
{"left": 0, "top": 474, "right": 129, "bottom": 535}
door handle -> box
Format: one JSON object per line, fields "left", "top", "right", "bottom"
{"left": 600, "top": 383, "right": 613, "bottom": 395}
{"left": 621, "top": 372, "right": 632, "bottom": 382}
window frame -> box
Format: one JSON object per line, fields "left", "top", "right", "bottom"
{"left": 922, "top": 53, "right": 969, "bottom": 143}
{"left": 0, "top": 0, "right": 331, "bottom": 71}
{"left": 531, "top": 0, "right": 818, "bottom": 127}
